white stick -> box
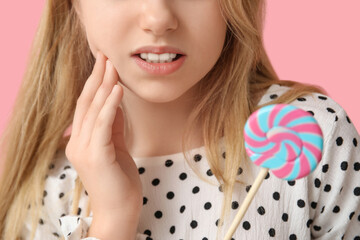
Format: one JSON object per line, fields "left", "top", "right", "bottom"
{"left": 223, "top": 168, "right": 269, "bottom": 240}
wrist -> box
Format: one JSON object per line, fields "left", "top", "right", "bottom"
{"left": 88, "top": 212, "right": 140, "bottom": 240}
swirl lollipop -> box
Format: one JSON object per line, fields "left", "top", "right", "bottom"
{"left": 224, "top": 104, "right": 323, "bottom": 240}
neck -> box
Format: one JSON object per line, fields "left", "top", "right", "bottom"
{"left": 121, "top": 86, "right": 203, "bottom": 158}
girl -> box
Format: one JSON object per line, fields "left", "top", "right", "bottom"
{"left": 0, "top": 0, "right": 359, "bottom": 239}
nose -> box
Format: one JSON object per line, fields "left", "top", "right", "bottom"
{"left": 139, "top": 0, "right": 178, "bottom": 36}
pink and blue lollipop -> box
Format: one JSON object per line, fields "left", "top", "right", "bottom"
{"left": 244, "top": 104, "right": 323, "bottom": 180}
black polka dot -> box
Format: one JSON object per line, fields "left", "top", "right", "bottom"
{"left": 169, "top": 226, "right": 175, "bottom": 234}
{"left": 287, "top": 181, "right": 296, "bottom": 186}
{"left": 346, "top": 116, "right": 352, "bottom": 124}
{"left": 49, "top": 164, "right": 55, "bottom": 170}
{"left": 190, "top": 220, "right": 198, "bottom": 228}
{"left": 336, "top": 137, "right": 343, "bottom": 146}
{"left": 354, "top": 187, "right": 360, "bottom": 196}
{"left": 273, "top": 192, "right": 280, "bottom": 201}
{"left": 289, "top": 234, "right": 297, "bottom": 240}
{"left": 166, "top": 192, "right": 174, "bottom": 200}
{"left": 77, "top": 208, "right": 81, "bottom": 215}
{"left": 180, "top": 205, "right": 186, "bottom": 213}
{"left": 138, "top": 167, "right": 145, "bottom": 174}
{"left": 354, "top": 237, "right": 360, "bottom": 240}
{"left": 179, "top": 173, "right": 187, "bottom": 180}
{"left": 222, "top": 152, "right": 226, "bottom": 159}
{"left": 318, "top": 96, "right": 327, "bottom": 100}
{"left": 144, "top": 229, "right": 151, "bottom": 236}
{"left": 154, "top": 211, "right": 163, "bottom": 219}
{"left": 206, "top": 169, "right": 213, "bottom": 176}
{"left": 165, "top": 159, "right": 173, "bottom": 167}
{"left": 232, "top": 201, "right": 239, "bottom": 210}
{"left": 265, "top": 172, "right": 270, "bottom": 180}
{"left": 311, "top": 201, "right": 317, "bottom": 209}
{"left": 270, "top": 94, "right": 278, "bottom": 99}
{"left": 313, "top": 225, "right": 322, "bottom": 231}
{"left": 53, "top": 232, "right": 60, "bottom": 237}
{"left": 307, "top": 111, "right": 315, "bottom": 116}
{"left": 242, "top": 221, "right": 251, "bottom": 230}
{"left": 257, "top": 206, "right": 266, "bottom": 215}
{"left": 84, "top": 190, "right": 88, "bottom": 196}
{"left": 321, "top": 206, "right": 325, "bottom": 213}
{"left": 60, "top": 174, "right": 66, "bottom": 179}
{"left": 152, "top": 178, "right": 160, "bottom": 186}
{"left": 143, "top": 197, "right": 148, "bottom": 205}
{"left": 59, "top": 193, "right": 64, "bottom": 199}
{"left": 237, "top": 167, "right": 243, "bottom": 175}
{"left": 269, "top": 228, "right": 276, "bottom": 237}
{"left": 218, "top": 184, "right": 224, "bottom": 192}
{"left": 297, "top": 199, "right": 305, "bottom": 208}
{"left": 327, "top": 108, "right": 335, "bottom": 113}
{"left": 322, "top": 164, "right": 329, "bottom": 173}
{"left": 39, "top": 219, "right": 44, "bottom": 225}
{"left": 340, "top": 161, "right": 348, "bottom": 171}
{"left": 335, "top": 116, "right": 339, "bottom": 121}
{"left": 324, "top": 184, "right": 331, "bottom": 192}
{"left": 349, "top": 212, "right": 355, "bottom": 220}
{"left": 354, "top": 162, "right": 360, "bottom": 171}
{"left": 354, "top": 138, "right": 358, "bottom": 147}
{"left": 64, "top": 165, "right": 71, "bottom": 170}
{"left": 314, "top": 178, "right": 321, "bottom": 188}
{"left": 282, "top": 213, "right": 288, "bottom": 222}
{"left": 297, "top": 97, "right": 306, "bottom": 102}
{"left": 204, "top": 202, "right": 212, "bottom": 210}
{"left": 43, "top": 190, "right": 47, "bottom": 198}
{"left": 358, "top": 214, "right": 360, "bottom": 222}
{"left": 194, "top": 154, "right": 202, "bottom": 162}
{"left": 306, "top": 219, "right": 313, "bottom": 228}
{"left": 332, "top": 206, "right": 340, "bottom": 213}
{"left": 192, "top": 186, "right": 200, "bottom": 194}
{"left": 246, "top": 185, "right": 252, "bottom": 192}
{"left": 215, "top": 219, "right": 221, "bottom": 227}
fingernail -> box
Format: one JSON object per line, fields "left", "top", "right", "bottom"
{"left": 106, "top": 60, "right": 112, "bottom": 69}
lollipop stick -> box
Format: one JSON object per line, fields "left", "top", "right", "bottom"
{"left": 223, "top": 168, "right": 269, "bottom": 240}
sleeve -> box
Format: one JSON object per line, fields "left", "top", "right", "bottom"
{"left": 59, "top": 216, "right": 151, "bottom": 240}
{"left": 308, "top": 107, "right": 360, "bottom": 239}
{"left": 19, "top": 150, "right": 152, "bottom": 240}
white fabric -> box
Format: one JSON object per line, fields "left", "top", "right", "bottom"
{"left": 21, "top": 84, "right": 360, "bottom": 239}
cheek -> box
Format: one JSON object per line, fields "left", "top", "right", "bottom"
{"left": 83, "top": 15, "right": 129, "bottom": 58}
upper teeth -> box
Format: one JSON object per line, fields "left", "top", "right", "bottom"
{"left": 140, "top": 53, "right": 178, "bottom": 63}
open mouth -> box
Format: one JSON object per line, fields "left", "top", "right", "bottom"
{"left": 134, "top": 54, "right": 184, "bottom": 63}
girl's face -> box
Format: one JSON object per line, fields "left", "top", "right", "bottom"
{"left": 76, "top": 0, "right": 227, "bottom": 103}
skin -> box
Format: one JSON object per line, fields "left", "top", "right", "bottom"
{"left": 66, "top": 0, "right": 228, "bottom": 238}
{"left": 75, "top": 0, "right": 228, "bottom": 157}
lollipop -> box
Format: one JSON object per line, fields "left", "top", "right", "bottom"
{"left": 224, "top": 104, "right": 323, "bottom": 240}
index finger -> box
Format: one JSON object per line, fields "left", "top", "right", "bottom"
{"left": 71, "top": 51, "right": 107, "bottom": 137}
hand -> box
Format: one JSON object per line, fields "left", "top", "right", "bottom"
{"left": 65, "top": 52, "right": 143, "bottom": 218}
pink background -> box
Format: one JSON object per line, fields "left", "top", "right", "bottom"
{"left": 1, "top": 1, "right": 359, "bottom": 172}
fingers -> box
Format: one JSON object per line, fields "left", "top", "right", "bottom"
{"left": 72, "top": 52, "right": 106, "bottom": 137}
{"left": 80, "top": 60, "right": 119, "bottom": 144}
{"left": 91, "top": 84, "right": 123, "bottom": 148}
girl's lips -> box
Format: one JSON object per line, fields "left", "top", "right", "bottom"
{"left": 131, "top": 55, "right": 186, "bottom": 76}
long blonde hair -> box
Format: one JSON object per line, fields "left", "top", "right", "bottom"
{"left": 0, "top": 0, "right": 325, "bottom": 239}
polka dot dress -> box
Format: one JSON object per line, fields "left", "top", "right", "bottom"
{"left": 20, "top": 84, "right": 360, "bottom": 239}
